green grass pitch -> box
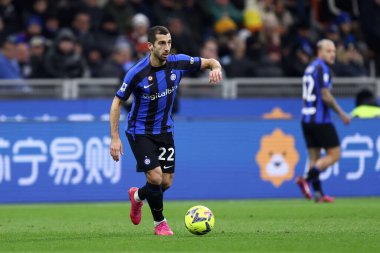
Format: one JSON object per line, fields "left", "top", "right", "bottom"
{"left": 0, "top": 198, "right": 379, "bottom": 253}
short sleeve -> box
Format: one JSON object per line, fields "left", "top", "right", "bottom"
{"left": 317, "top": 65, "right": 332, "bottom": 89}
{"left": 172, "top": 54, "right": 201, "bottom": 72}
{"left": 116, "top": 71, "right": 135, "bottom": 101}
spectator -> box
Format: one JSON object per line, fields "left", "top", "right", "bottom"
{"left": 0, "top": 0, "right": 24, "bottom": 38}
{"left": 85, "top": 45, "right": 105, "bottom": 78}
{"left": 181, "top": 0, "right": 213, "bottom": 44}
{"left": 43, "top": 13, "right": 60, "bottom": 40}
{"left": 130, "top": 0, "right": 154, "bottom": 22}
{"left": 208, "top": 0, "right": 243, "bottom": 27}
{"left": 325, "top": 24, "right": 340, "bottom": 45}
{"left": 358, "top": 0, "right": 380, "bottom": 76}
{"left": 246, "top": 13, "right": 284, "bottom": 77}
{"left": 103, "top": 0, "right": 135, "bottom": 34}
{"left": 15, "top": 42, "right": 32, "bottom": 78}
{"left": 224, "top": 36, "right": 256, "bottom": 77}
{"left": 98, "top": 43, "right": 134, "bottom": 78}
{"left": 274, "top": 0, "right": 294, "bottom": 36}
{"left": 55, "top": 0, "right": 82, "bottom": 28}
{"left": 43, "top": 29, "right": 85, "bottom": 78}
{"left": 77, "top": 0, "right": 104, "bottom": 31}
{"left": 0, "top": 37, "right": 31, "bottom": 92}
{"left": 71, "top": 12, "right": 96, "bottom": 56}
{"left": 351, "top": 89, "right": 380, "bottom": 118}
{"left": 152, "top": 0, "right": 181, "bottom": 26}
{"left": 0, "top": 0, "right": 375, "bottom": 79}
{"left": 24, "top": 0, "right": 51, "bottom": 24}
{"left": 284, "top": 40, "right": 313, "bottom": 77}
{"left": 333, "top": 43, "right": 367, "bottom": 77}
{"left": 336, "top": 12, "right": 357, "bottom": 48}
{"left": 0, "top": 37, "right": 21, "bottom": 79}
{"left": 167, "top": 16, "right": 197, "bottom": 55}
{"left": 196, "top": 37, "right": 223, "bottom": 78}
{"left": 95, "top": 13, "right": 119, "bottom": 56}
{"left": 29, "top": 36, "right": 48, "bottom": 78}
{"left": 126, "top": 13, "right": 150, "bottom": 59}
{"left": 16, "top": 16, "right": 44, "bottom": 43}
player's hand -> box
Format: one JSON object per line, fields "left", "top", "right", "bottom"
{"left": 110, "top": 137, "right": 124, "bottom": 161}
{"left": 209, "top": 69, "right": 222, "bottom": 84}
{"left": 340, "top": 112, "right": 351, "bottom": 125}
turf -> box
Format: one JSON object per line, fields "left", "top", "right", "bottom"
{"left": 0, "top": 198, "right": 379, "bottom": 253}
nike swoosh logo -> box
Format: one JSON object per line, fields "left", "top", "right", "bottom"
{"left": 163, "top": 165, "right": 174, "bottom": 169}
{"left": 144, "top": 83, "right": 154, "bottom": 89}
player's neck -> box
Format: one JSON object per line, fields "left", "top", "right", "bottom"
{"left": 150, "top": 54, "right": 166, "bottom": 67}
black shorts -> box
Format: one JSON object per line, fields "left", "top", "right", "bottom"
{"left": 301, "top": 122, "right": 340, "bottom": 149}
{"left": 127, "top": 132, "right": 175, "bottom": 173}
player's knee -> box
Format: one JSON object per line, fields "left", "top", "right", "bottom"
{"left": 148, "top": 175, "right": 162, "bottom": 185}
{"left": 146, "top": 168, "right": 163, "bottom": 185}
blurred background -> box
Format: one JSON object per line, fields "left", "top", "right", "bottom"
{"left": 0, "top": 0, "right": 379, "bottom": 203}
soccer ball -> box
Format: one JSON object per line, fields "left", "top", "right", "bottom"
{"left": 184, "top": 205, "right": 215, "bottom": 235}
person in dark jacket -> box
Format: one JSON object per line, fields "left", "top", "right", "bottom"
{"left": 43, "top": 28, "right": 85, "bottom": 78}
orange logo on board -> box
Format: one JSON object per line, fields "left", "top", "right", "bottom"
{"left": 256, "top": 129, "right": 299, "bottom": 187}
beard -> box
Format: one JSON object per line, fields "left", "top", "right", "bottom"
{"left": 154, "top": 51, "right": 168, "bottom": 63}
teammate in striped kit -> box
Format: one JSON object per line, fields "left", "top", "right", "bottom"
{"left": 296, "top": 39, "right": 351, "bottom": 203}
{"left": 109, "top": 26, "right": 222, "bottom": 235}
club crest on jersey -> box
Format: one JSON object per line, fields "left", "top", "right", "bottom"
{"left": 144, "top": 156, "right": 151, "bottom": 165}
{"left": 148, "top": 76, "right": 153, "bottom": 81}
{"left": 120, "top": 82, "right": 128, "bottom": 92}
{"left": 170, "top": 73, "right": 177, "bottom": 81}
{"left": 190, "top": 57, "right": 194, "bottom": 64}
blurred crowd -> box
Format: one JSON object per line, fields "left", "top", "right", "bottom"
{"left": 0, "top": 0, "right": 380, "bottom": 80}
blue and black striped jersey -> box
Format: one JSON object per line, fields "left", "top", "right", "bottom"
{"left": 301, "top": 58, "right": 333, "bottom": 124}
{"left": 116, "top": 54, "right": 201, "bottom": 134}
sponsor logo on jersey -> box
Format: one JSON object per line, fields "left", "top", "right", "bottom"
{"left": 143, "top": 83, "right": 154, "bottom": 89}
{"left": 142, "top": 85, "right": 178, "bottom": 101}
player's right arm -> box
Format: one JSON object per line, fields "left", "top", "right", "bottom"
{"left": 200, "top": 58, "right": 222, "bottom": 84}
{"left": 110, "top": 96, "right": 124, "bottom": 161}
{"left": 321, "top": 88, "right": 351, "bottom": 125}
{"left": 110, "top": 68, "right": 137, "bottom": 161}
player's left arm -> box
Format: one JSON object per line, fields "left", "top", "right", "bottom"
{"left": 321, "top": 88, "right": 351, "bottom": 125}
{"left": 200, "top": 58, "right": 223, "bottom": 84}
{"left": 319, "top": 66, "right": 351, "bottom": 125}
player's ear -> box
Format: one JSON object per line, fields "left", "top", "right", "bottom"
{"left": 147, "top": 42, "right": 154, "bottom": 52}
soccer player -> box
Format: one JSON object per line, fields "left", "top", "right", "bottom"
{"left": 296, "top": 39, "right": 351, "bottom": 203}
{"left": 109, "top": 26, "right": 222, "bottom": 235}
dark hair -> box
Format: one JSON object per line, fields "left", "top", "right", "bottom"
{"left": 148, "top": 26, "right": 170, "bottom": 44}
{"left": 355, "top": 89, "right": 378, "bottom": 107}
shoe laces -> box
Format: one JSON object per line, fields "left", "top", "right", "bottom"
{"left": 157, "top": 222, "right": 170, "bottom": 231}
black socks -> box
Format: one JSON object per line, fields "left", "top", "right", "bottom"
{"left": 306, "top": 167, "right": 320, "bottom": 182}
{"left": 145, "top": 182, "right": 164, "bottom": 222}
{"left": 137, "top": 186, "right": 147, "bottom": 201}
{"left": 307, "top": 167, "right": 324, "bottom": 197}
